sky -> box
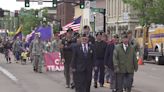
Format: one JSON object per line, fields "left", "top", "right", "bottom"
{"left": 0, "top": 0, "right": 52, "bottom": 11}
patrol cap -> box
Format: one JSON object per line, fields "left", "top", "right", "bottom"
{"left": 96, "top": 32, "right": 103, "bottom": 36}
{"left": 67, "top": 28, "right": 73, "bottom": 32}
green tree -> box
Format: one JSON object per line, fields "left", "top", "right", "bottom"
{"left": 19, "top": 8, "right": 49, "bottom": 35}
{"left": 123, "top": 0, "right": 164, "bottom": 25}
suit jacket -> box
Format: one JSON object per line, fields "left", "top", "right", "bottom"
{"left": 113, "top": 44, "right": 138, "bottom": 73}
{"left": 104, "top": 43, "right": 115, "bottom": 70}
{"left": 71, "top": 43, "right": 95, "bottom": 72}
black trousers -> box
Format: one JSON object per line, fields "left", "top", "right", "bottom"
{"left": 74, "top": 69, "right": 92, "bottom": 92}
{"left": 64, "top": 62, "right": 71, "bottom": 86}
{"left": 94, "top": 59, "right": 105, "bottom": 85}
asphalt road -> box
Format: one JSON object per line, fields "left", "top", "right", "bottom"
{"left": 0, "top": 54, "right": 163, "bottom": 92}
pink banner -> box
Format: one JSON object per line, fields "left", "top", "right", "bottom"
{"left": 44, "top": 52, "right": 64, "bottom": 71}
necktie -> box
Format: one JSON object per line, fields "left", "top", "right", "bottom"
{"left": 84, "top": 44, "right": 88, "bottom": 57}
{"left": 125, "top": 45, "right": 128, "bottom": 51}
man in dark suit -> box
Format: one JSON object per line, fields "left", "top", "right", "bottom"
{"left": 71, "top": 33, "right": 95, "bottom": 92}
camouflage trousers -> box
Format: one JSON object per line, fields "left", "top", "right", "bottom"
{"left": 33, "top": 55, "right": 43, "bottom": 73}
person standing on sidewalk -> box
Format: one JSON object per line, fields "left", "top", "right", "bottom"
{"left": 113, "top": 32, "right": 138, "bottom": 92}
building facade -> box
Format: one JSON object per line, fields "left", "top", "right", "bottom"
{"left": 106, "top": 0, "right": 139, "bottom": 36}
{"left": 57, "top": 0, "right": 75, "bottom": 27}
{"left": 95, "top": 0, "right": 106, "bottom": 32}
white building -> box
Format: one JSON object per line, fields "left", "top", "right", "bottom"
{"left": 106, "top": 0, "right": 139, "bottom": 36}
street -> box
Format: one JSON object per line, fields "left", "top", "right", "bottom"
{"left": 0, "top": 54, "right": 163, "bottom": 92}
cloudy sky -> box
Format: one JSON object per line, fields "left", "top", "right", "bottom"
{"left": 0, "top": 0, "right": 52, "bottom": 11}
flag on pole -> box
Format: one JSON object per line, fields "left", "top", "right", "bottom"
{"left": 62, "top": 16, "right": 81, "bottom": 32}
{"left": 13, "top": 25, "right": 23, "bottom": 40}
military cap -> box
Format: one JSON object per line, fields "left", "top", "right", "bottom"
{"left": 67, "top": 28, "right": 73, "bottom": 32}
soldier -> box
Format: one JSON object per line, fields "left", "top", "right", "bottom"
{"left": 113, "top": 32, "right": 138, "bottom": 92}
{"left": 61, "top": 28, "right": 74, "bottom": 88}
{"left": 93, "top": 32, "right": 107, "bottom": 88}
{"left": 52, "top": 32, "right": 62, "bottom": 52}
{"left": 30, "top": 32, "right": 44, "bottom": 73}
{"left": 71, "top": 33, "right": 95, "bottom": 92}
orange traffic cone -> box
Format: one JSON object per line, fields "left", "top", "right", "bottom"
{"left": 138, "top": 58, "right": 144, "bottom": 65}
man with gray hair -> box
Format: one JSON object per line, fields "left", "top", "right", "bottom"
{"left": 113, "top": 32, "right": 138, "bottom": 92}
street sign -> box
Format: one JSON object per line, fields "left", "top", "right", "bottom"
{"left": 85, "top": 1, "right": 90, "bottom": 9}
{"left": 91, "top": 8, "right": 105, "bottom": 14}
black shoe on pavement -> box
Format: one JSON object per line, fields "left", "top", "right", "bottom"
{"left": 65, "top": 85, "right": 70, "bottom": 88}
{"left": 70, "top": 83, "right": 75, "bottom": 89}
{"left": 94, "top": 82, "right": 98, "bottom": 88}
{"left": 100, "top": 84, "right": 104, "bottom": 87}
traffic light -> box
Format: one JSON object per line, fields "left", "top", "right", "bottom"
{"left": 80, "top": 0, "right": 85, "bottom": 9}
{"left": 25, "top": 0, "right": 30, "bottom": 7}
{"left": 52, "top": 0, "right": 57, "bottom": 8}
{"left": 0, "top": 8, "right": 4, "bottom": 17}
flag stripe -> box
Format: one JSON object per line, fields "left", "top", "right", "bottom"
{"left": 62, "top": 16, "right": 81, "bottom": 32}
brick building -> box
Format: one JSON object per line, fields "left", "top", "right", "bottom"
{"left": 57, "top": 0, "right": 75, "bottom": 27}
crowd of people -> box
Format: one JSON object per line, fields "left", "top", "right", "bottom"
{"left": 0, "top": 24, "right": 139, "bottom": 92}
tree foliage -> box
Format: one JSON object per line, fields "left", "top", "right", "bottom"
{"left": 19, "top": 8, "right": 48, "bottom": 35}
{"left": 123, "top": 0, "right": 164, "bottom": 25}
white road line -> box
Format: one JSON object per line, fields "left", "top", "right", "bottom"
{"left": 0, "top": 66, "right": 18, "bottom": 82}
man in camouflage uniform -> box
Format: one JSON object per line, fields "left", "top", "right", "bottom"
{"left": 30, "top": 33, "right": 44, "bottom": 73}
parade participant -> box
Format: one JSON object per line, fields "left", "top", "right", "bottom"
{"left": 113, "top": 32, "right": 138, "bottom": 92}
{"left": 93, "top": 32, "right": 107, "bottom": 88}
{"left": 71, "top": 33, "right": 95, "bottom": 92}
{"left": 30, "top": 32, "right": 44, "bottom": 73}
{"left": 3, "top": 38, "right": 12, "bottom": 63}
{"left": 61, "top": 28, "right": 74, "bottom": 88}
{"left": 104, "top": 34, "right": 119, "bottom": 92}
{"left": 52, "top": 32, "right": 62, "bottom": 52}
{"left": 12, "top": 37, "right": 22, "bottom": 63}
{"left": 83, "top": 25, "right": 95, "bottom": 45}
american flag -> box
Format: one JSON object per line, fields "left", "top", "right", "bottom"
{"left": 62, "top": 16, "right": 81, "bottom": 31}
